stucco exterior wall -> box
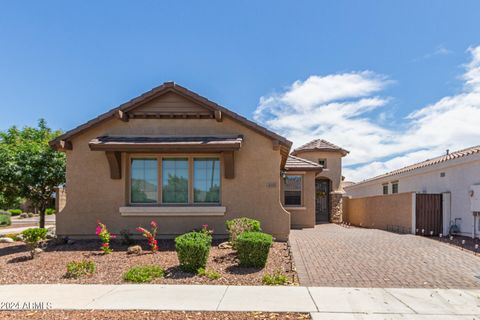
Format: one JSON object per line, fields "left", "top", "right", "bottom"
{"left": 57, "top": 116, "right": 291, "bottom": 240}
{"left": 345, "top": 156, "right": 480, "bottom": 237}
{"left": 282, "top": 171, "right": 316, "bottom": 228}
{"left": 344, "top": 192, "right": 414, "bottom": 232}
{"left": 292, "top": 150, "right": 343, "bottom": 191}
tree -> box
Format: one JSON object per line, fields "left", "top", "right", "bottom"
{"left": 0, "top": 119, "right": 65, "bottom": 227}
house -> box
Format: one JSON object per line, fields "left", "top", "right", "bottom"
{"left": 344, "top": 146, "right": 480, "bottom": 238}
{"left": 50, "top": 82, "right": 346, "bottom": 240}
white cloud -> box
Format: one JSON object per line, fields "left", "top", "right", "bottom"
{"left": 254, "top": 46, "right": 480, "bottom": 182}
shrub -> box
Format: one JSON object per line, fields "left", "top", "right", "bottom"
{"left": 197, "top": 267, "right": 221, "bottom": 280}
{"left": 262, "top": 271, "right": 289, "bottom": 285}
{"left": 21, "top": 228, "right": 48, "bottom": 258}
{"left": 226, "top": 217, "right": 261, "bottom": 246}
{"left": 0, "top": 214, "right": 11, "bottom": 226}
{"left": 65, "top": 260, "right": 96, "bottom": 278}
{"left": 175, "top": 231, "right": 212, "bottom": 272}
{"left": 235, "top": 232, "right": 273, "bottom": 268}
{"left": 123, "top": 265, "right": 165, "bottom": 283}
{"left": 8, "top": 209, "right": 22, "bottom": 216}
{"left": 45, "top": 208, "right": 56, "bottom": 215}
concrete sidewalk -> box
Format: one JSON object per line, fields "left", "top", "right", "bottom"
{"left": 0, "top": 285, "right": 479, "bottom": 318}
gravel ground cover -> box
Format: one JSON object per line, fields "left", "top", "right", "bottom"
{"left": 0, "top": 239, "right": 297, "bottom": 285}
{"left": 0, "top": 311, "right": 310, "bottom": 320}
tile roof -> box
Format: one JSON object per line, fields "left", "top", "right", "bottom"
{"left": 292, "top": 139, "right": 349, "bottom": 156}
{"left": 285, "top": 155, "right": 323, "bottom": 171}
{"left": 349, "top": 145, "right": 480, "bottom": 186}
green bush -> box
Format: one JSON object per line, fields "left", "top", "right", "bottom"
{"left": 8, "top": 209, "right": 22, "bottom": 216}
{"left": 45, "top": 208, "right": 55, "bottom": 215}
{"left": 65, "top": 260, "right": 96, "bottom": 278}
{"left": 226, "top": 217, "right": 261, "bottom": 246}
{"left": 236, "top": 232, "right": 273, "bottom": 268}
{"left": 197, "top": 267, "right": 221, "bottom": 280}
{"left": 175, "top": 231, "right": 212, "bottom": 272}
{"left": 123, "top": 265, "right": 165, "bottom": 283}
{"left": 0, "top": 213, "right": 11, "bottom": 226}
{"left": 262, "top": 271, "right": 289, "bottom": 285}
{"left": 21, "top": 228, "right": 48, "bottom": 258}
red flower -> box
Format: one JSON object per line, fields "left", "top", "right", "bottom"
{"left": 102, "top": 243, "right": 109, "bottom": 247}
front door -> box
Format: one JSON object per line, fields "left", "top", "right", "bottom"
{"left": 315, "top": 179, "right": 330, "bottom": 222}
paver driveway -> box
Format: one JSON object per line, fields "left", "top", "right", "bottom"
{"left": 289, "top": 224, "right": 480, "bottom": 288}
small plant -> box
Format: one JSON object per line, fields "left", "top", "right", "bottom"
{"left": 235, "top": 231, "right": 273, "bottom": 268}
{"left": 175, "top": 231, "right": 212, "bottom": 272}
{"left": 65, "top": 260, "right": 96, "bottom": 278}
{"left": 45, "top": 208, "right": 56, "bottom": 215}
{"left": 120, "top": 229, "right": 134, "bottom": 245}
{"left": 123, "top": 265, "right": 165, "bottom": 283}
{"left": 96, "top": 221, "right": 115, "bottom": 254}
{"left": 4, "top": 233, "right": 20, "bottom": 241}
{"left": 0, "top": 212, "right": 11, "bottom": 226}
{"left": 262, "top": 271, "right": 289, "bottom": 285}
{"left": 197, "top": 267, "right": 221, "bottom": 280}
{"left": 136, "top": 220, "right": 158, "bottom": 253}
{"left": 8, "top": 209, "right": 22, "bottom": 216}
{"left": 226, "top": 217, "right": 261, "bottom": 246}
{"left": 21, "top": 228, "right": 48, "bottom": 258}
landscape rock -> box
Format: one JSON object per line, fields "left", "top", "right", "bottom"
{"left": 19, "top": 213, "right": 28, "bottom": 219}
{"left": 0, "top": 237, "right": 14, "bottom": 243}
{"left": 33, "top": 248, "right": 43, "bottom": 255}
{"left": 46, "top": 227, "right": 56, "bottom": 240}
{"left": 67, "top": 239, "right": 76, "bottom": 245}
{"left": 127, "top": 245, "right": 142, "bottom": 255}
{"left": 218, "top": 241, "right": 232, "bottom": 249}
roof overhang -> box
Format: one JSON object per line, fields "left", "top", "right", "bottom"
{"left": 88, "top": 135, "right": 243, "bottom": 153}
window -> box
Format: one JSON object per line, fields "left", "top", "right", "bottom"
{"left": 382, "top": 184, "right": 388, "bottom": 195}
{"left": 284, "top": 175, "right": 302, "bottom": 206}
{"left": 392, "top": 182, "right": 399, "bottom": 194}
{"left": 131, "top": 158, "right": 158, "bottom": 203}
{"left": 318, "top": 158, "right": 327, "bottom": 168}
{"left": 162, "top": 158, "right": 189, "bottom": 203}
{"left": 194, "top": 158, "right": 220, "bottom": 203}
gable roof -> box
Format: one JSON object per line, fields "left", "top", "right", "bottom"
{"left": 49, "top": 82, "right": 292, "bottom": 165}
{"left": 291, "top": 139, "right": 349, "bottom": 156}
{"left": 285, "top": 155, "right": 323, "bottom": 171}
{"left": 346, "top": 145, "right": 480, "bottom": 187}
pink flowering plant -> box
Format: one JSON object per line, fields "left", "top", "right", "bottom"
{"left": 96, "top": 221, "right": 115, "bottom": 254}
{"left": 137, "top": 220, "right": 158, "bottom": 253}
{"left": 201, "top": 224, "right": 214, "bottom": 236}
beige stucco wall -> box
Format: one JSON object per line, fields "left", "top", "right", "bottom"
{"left": 281, "top": 171, "right": 316, "bottom": 228}
{"left": 293, "top": 150, "right": 343, "bottom": 191}
{"left": 344, "top": 192, "right": 414, "bottom": 232}
{"left": 57, "top": 115, "right": 291, "bottom": 240}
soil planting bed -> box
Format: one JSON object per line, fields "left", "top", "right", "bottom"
{"left": 0, "top": 239, "right": 297, "bottom": 285}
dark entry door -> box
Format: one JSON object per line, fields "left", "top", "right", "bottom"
{"left": 416, "top": 194, "right": 443, "bottom": 235}
{"left": 315, "top": 179, "right": 330, "bottom": 222}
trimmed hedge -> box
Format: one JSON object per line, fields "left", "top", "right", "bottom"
{"left": 8, "top": 209, "right": 22, "bottom": 216}
{"left": 0, "top": 214, "right": 11, "bottom": 226}
{"left": 175, "top": 231, "right": 212, "bottom": 272}
{"left": 225, "top": 217, "right": 261, "bottom": 246}
{"left": 236, "top": 231, "right": 273, "bottom": 268}
{"left": 45, "top": 208, "right": 56, "bottom": 215}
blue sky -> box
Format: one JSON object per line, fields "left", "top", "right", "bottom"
{"left": 1, "top": 1, "right": 480, "bottom": 180}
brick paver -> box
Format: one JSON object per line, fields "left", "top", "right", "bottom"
{"left": 289, "top": 224, "right": 480, "bottom": 288}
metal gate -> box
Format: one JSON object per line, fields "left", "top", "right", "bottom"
{"left": 416, "top": 194, "right": 443, "bottom": 235}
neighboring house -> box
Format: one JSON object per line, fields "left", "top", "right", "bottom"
{"left": 290, "top": 139, "right": 349, "bottom": 224}
{"left": 49, "top": 82, "right": 346, "bottom": 240}
{"left": 345, "top": 146, "right": 480, "bottom": 238}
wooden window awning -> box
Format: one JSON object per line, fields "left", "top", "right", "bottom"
{"left": 89, "top": 135, "right": 242, "bottom": 180}
{"left": 88, "top": 135, "right": 243, "bottom": 152}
